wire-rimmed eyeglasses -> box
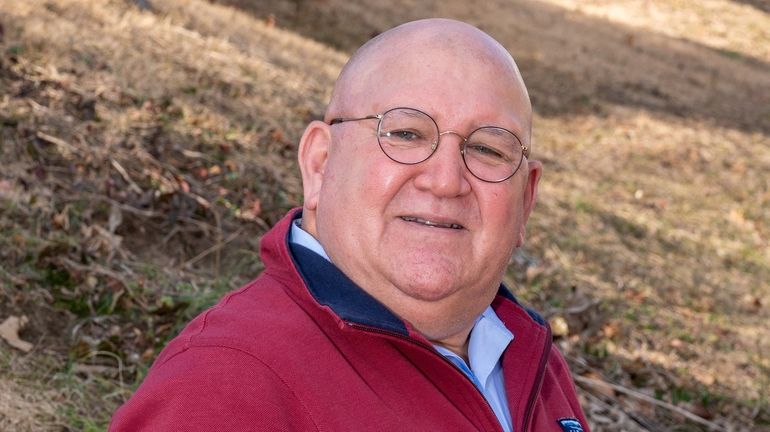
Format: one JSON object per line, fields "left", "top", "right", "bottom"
{"left": 328, "top": 107, "right": 528, "bottom": 183}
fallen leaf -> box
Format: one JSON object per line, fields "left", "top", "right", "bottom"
{"left": 237, "top": 199, "right": 262, "bottom": 220}
{"left": 525, "top": 264, "right": 545, "bottom": 281}
{"left": 250, "top": 199, "right": 262, "bottom": 217}
{"left": 682, "top": 401, "right": 715, "bottom": 420}
{"left": 194, "top": 166, "right": 208, "bottom": 179}
{"left": 741, "top": 293, "right": 762, "bottom": 312}
{"left": 550, "top": 315, "right": 569, "bottom": 337}
{"left": 52, "top": 205, "right": 70, "bottom": 230}
{"left": 602, "top": 322, "right": 619, "bottom": 338}
{"left": 270, "top": 129, "right": 285, "bottom": 142}
{"left": 141, "top": 348, "right": 155, "bottom": 362}
{"left": 11, "top": 233, "right": 26, "bottom": 248}
{"left": 178, "top": 179, "right": 190, "bottom": 193}
{"left": 0, "top": 315, "right": 34, "bottom": 353}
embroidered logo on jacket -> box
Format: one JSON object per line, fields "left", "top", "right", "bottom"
{"left": 557, "top": 418, "right": 585, "bottom": 432}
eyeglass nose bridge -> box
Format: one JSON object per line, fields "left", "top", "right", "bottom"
{"left": 435, "top": 130, "right": 468, "bottom": 153}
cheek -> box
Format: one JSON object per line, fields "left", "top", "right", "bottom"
{"left": 483, "top": 188, "right": 511, "bottom": 217}
{"left": 322, "top": 152, "right": 386, "bottom": 220}
{"left": 480, "top": 190, "right": 522, "bottom": 237}
{"left": 372, "top": 167, "right": 403, "bottom": 197}
{"left": 356, "top": 157, "right": 410, "bottom": 209}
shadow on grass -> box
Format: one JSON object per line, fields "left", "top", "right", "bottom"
{"left": 731, "top": 0, "right": 770, "bottom": 13}
{"left": 211, "top": 0, "right": 770, "bottom": 135}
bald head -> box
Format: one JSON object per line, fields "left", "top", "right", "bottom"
{"left": 296, "top": 18, "right": 543, "bottom": 346}
{"left": 326, "top": 18, "right": 532, "bottom": 140}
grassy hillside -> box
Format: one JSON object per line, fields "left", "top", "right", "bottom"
{"left": 0, "top": 0, "right": 768, "bottom": 430}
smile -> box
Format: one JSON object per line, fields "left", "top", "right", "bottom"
{"left": 400, "top": 216, "right": 464, "bottom": 230}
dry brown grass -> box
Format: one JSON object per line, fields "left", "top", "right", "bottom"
{"left": 0, "top": 377, "right": 58, "bottom": 431}
{"left": 546, "top": 0, "right": 770, "bottom": 63}
{"left": 0, "top": 0, "right": 344, "bottom": 428}
{"left": 0, "top": 0, "right": 768, "bottom": 430}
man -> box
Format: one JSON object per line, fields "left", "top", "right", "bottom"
{"left": 111, "top": 18, "right": 589, "bottom": 432}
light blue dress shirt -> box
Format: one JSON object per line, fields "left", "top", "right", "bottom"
{"left": 289, "top": 220, "right": 514, "bottom": 432}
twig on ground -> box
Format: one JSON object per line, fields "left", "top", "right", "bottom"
{"left": 580, "top": 387, "right": 651, "bottom": 432}
{"left": 162, "top": 226, "right": 181, "bottom": 244}
{"left": 86, "top": 195, "right": 162, "bottom": 219}
{"left": 79, "top": 350, "right": 126, "bottom": 400}
{"left": 574, "top": 375, "right": 725, "bottom": 431}
{"left": 110, "top": 159, "right": 143, "bottom": 194}
{"left": 178, "top": 226, "right": 246, "bottom": 270}
{"left": 563, "top": 299, "right": 602, "bottom": 315}
{"left": 36, "top": 131, "right": 79, "bottom": 158}
{"left": 235, "top": 213, "right": 271, "bottom": 231}
{"left": 60, "top": 258, "right": 129, "bottom": 289}
{"left": 180, "top": 216, "right": 218, "bottom": 234}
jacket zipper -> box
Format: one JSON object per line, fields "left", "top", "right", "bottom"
{"left": 349, "top": 321, "right": 553, "bottom": 432}
{"left": 347, "top": 323, "right": 501, "bottom": 430}
{"left": 520, "top": 325, "right": 552, "bottom": 432}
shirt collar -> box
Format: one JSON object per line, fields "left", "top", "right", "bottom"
{"left": 468, "top": 306, "right": 514, "bottom": 387}
{"left": 290, "top": 219, "right": 330, "bottom": 261}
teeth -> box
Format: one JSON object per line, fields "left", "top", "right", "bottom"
{"left": 400, "top": 216, "right": 462, "bottom": 229}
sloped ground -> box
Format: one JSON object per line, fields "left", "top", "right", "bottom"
{"left": 0, "top": 0, "right": 343, "bottom": 428}
{"left": 0, "top": 0, "right": 768, "bottom": 430}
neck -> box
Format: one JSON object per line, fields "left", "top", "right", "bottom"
{"left": 429, "top": 328, "right": 472, "bottom": 363}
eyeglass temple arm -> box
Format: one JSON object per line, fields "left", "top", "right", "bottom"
{"left": 328, "top": 114, "right": 382, "bottom": 125}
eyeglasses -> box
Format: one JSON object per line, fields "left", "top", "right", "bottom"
{"left": 328, "top": 107, "right": 528, "bottom": 183}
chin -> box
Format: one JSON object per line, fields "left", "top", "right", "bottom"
{"left": 392, "top": 269, "right": 460, "bottom": 302}
{"left": 381, "top": 249, "right": 467, "bottom": 301}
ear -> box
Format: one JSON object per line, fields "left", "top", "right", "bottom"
{"left": 516, "top": 159, "right": 542, "bottom": 247}
{"left": 297, "top": 120, "right": 332, "bottom": 213}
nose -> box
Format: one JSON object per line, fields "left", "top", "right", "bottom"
{"left": 412, "top": 131, "right": 472, "bottom": 197}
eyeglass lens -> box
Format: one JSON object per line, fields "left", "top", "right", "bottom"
{"left": 377, "top": 108, "right": 524, "bottom": 182}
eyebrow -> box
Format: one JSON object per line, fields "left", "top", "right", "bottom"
{"left": 481, "top": 127, "right": 512, "bottom": 137}
{"left": 382, "top": 106, "right": 526, "bottom": 139}
{"left": 398, "top": 110, "right": 425, "bottom": 119}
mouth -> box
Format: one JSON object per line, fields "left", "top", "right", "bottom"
{"left": 399, "top": 216, "right": 464, "bottom": 230}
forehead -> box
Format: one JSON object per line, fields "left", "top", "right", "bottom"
{"left": 344, "top": 33, "right": 530, "bottom": 136}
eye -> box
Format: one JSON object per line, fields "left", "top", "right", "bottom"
{"left": 383, "top": 129, "right": 422, "bottom": 141}
{"left": 467, "top": 144, "right": 508, "bottom": 161}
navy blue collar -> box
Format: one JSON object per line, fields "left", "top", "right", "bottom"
{"left": 289, "top": 242, "right": 410, "bottom": 335}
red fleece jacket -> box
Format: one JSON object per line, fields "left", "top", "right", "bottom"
{"left": 110, "top": 210, "right": 589, "bottom": 431}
